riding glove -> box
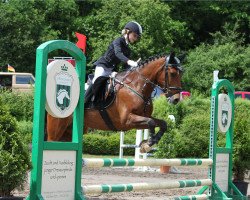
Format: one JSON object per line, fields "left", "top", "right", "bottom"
{"left": 110, "top": 72, "right": 118, "bottom": 78}
{"left": 127, "top": 60, "right": 138, "bottom": 67}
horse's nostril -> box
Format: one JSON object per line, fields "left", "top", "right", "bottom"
{"left": 167, "top": 96, "right": 180, "bottom": 104}
{"left": 173, "top": 99, "right": 180, "bottom": 105}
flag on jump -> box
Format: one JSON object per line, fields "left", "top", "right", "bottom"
{"left": 75, "top": 32, "right": 87, "bottom": 53}
{"left": 7, "top": 64, "right": 15, "bottom": 72}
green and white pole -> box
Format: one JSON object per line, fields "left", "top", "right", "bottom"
{"left": 82, "top": 158, "right": 213, "bottom": 168}
{"left": 82, "top": 179, "right": 212, "bottom": 194}
{"left": 27, "top": 40, "right": 86, "bottom": 200}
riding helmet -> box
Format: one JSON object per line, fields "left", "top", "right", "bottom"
{"left": 124, "top": 21, "right": 142, "bottom": 36}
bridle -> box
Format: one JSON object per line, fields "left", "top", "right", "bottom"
{"left": 163, "top": 63, "right": 183, "bottom": 96}
{"left": 114, "top": 57, "right": 183, "bottom": 103}
{"left": 135, "top": 58, "right": 183, "bottom": 97}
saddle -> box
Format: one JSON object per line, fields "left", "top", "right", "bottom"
{"left": 84, "top": 75, "right": 116, "bottom": 110}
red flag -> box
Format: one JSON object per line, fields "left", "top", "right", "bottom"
{"left": 75, "top": 32, "right": 87, "bottom": 53}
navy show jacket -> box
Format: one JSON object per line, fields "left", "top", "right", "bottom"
{"left": 94, "top": 36, "right": 131, "bottom": 70}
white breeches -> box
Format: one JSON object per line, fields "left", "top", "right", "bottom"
{"left": 92, "top": 65, "right": 113, "bottom": 83}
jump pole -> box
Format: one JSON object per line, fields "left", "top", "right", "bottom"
{"left": 83, "top": 179, "right": 212, "bottom": 194}
{"left": 82, "top": 158, "right": 213, "bottom": 168}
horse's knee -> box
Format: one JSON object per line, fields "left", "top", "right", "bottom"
{"left": 147, "top": 119, "right": 156, "bottom": 128}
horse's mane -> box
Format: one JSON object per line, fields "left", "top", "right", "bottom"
{"left": 138, "top": 53, "right": 166, "bottom": 68}
{"left": 117, "top": 54, "right": 166, "bottom": 77}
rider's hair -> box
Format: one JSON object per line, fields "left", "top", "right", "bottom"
{"left": 121, "top": 28, "right": 130, "bottom": 36}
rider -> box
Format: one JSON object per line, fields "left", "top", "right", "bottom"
{"left": 85, "top": 21, "right": 143, "bottom": 103}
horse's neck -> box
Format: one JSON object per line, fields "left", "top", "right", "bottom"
{"left": 128, "top": 58, "right": 164, "bottom": 97}
{"left": 138, "top": 58, "right": 165, "bottom": 82}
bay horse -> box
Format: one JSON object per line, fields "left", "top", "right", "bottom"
{"left": 46, "top": 52, "right": 182, "bottom": 153}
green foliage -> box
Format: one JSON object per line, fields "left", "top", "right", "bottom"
{"left": 232, "top": 99, "right": 250, "bottom": 181}
{"left": 174, "top": 95, "right": 210, "bottom": 126}
{"left": 0, "top": 90, "right": 34, "bottom": 121}
{"left": 0, "top": 97, "right": 31, "bottom": 197}
{"left": 152, "top": 96, "right": 178, "bottom": 158}
{"left": 0, "top": 0, "right": 79, "bottom": 73}
{"left": 183, "top": 41, "right": 250, "bottom": 95}
{"left": 154, "top": 96, "right": 210, "bottom": 159}
{"left": 83, "top": 134, "right": 109, "bottom": 155}
{"left": 168, "top": 2, "right": 250, "bottom": 47}
{"left": 152, "top": 96, "right": 177, "bottom": 121}
{"left": 154, "top": 129, "right": 178, "bottom": 158}
{"left": 83, "top": 131, "right": 136, "bottom": 156}
{"left": 0, "top": 0, "right": 44, "bottom": 72}
{"left": 174, "top": 111, "right": 210, "bottom": 158}
{"left": 16, "top": 120, "right": 33, "bottom": 145}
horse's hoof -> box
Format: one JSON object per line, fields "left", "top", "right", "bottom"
{"left": 139, "top": 140, "right": 152, "bottom": 153}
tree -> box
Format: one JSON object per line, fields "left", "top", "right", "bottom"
{"left": 167, "top": 1, "right": 250, "bottom": 47}
{"left": 0, "top": 0, "right": 44, "bottom": 73}
{"left": 182, "top": 26, "right": 250, "bottom": 94}
{"left": 0, "top": 0, "right": 79, "bottom": 74}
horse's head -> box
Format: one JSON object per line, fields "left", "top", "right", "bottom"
{"left": 157, "top": 52, "right": 183, "bottom": 104}
{"left": 123, "top": 52, "right": 182, "bottom": 104}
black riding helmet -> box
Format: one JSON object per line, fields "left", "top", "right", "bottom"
{"left": 124, "top": 21, "right": 142, "bottom": 37}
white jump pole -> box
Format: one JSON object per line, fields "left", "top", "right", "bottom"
{"left": 135, "top": 129, "right": 143, "bottom": 159}
{"left": 119, "top": 131, "right": 125, "bottom": 159}
{"left": 142, "top": 129, "right": 149, "bottom": 159}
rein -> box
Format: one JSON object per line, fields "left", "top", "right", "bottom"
{"left": 114, "top": 58, "right": 182, "bottom": 104}
{"left": 114, "top": 78, "right": 146, "bottom": 101}
{"left": 114, "top": 77, "right": 151, "bottom": 114}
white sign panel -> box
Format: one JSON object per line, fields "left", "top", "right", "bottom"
{"left": 215, "top": 153, "right": 229, "bottom": 192}
{"left": 41, "top": 150, "right": 76, "bottom": 200}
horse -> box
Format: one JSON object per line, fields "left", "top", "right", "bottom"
{"left": 46, "top": 52, "right": 183, "bottom": 153}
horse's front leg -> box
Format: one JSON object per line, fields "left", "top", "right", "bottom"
{"left": 126, "top": 114, "right": 167, "bottom": 153}
{"left": 149, "top": 117, "right": 167, "bottom": 145}
{"left": 139, "top": 117, "right": 167, "bottom": 153}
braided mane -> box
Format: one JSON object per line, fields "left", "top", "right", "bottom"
{"left": 138, "top": 54, "right": 166, "bottom": 68}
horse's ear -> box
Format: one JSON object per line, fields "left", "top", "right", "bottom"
{"left": 169, "top": 51, "right": 176, "bottom": 63}
{"left": 169, "top": 51, "right": 175, "bottom": 58}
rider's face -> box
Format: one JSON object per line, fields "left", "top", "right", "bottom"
{"left": 128, "top": 32, "right": 140, "bottom": 44}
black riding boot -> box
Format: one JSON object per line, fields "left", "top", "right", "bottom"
{"left": 92, "top": 76, "right": 109, "bottom": 106}
{"left": 84, "top": 84, "right": 93, "bottom": 104}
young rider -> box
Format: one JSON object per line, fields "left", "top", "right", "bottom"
{"left": 85, "top": 21, "right": 142, "bottom": 103}
{"left": 92, "top": 21, "right": 142, "bottom": 83}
